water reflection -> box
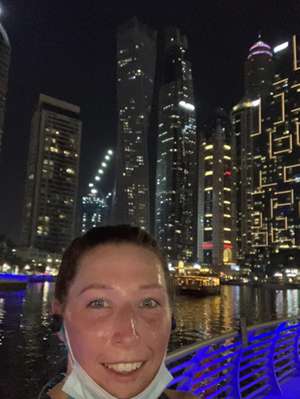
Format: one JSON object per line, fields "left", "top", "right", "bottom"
{"left": 0, "top": 284, "right": 300, "bottom": 399}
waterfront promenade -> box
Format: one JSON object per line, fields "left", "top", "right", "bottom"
{"left": 166, "top": 319, "right": 300, "bottom": 398}
{"left": 269, "top": 377, "right": 300, "bottom": 398}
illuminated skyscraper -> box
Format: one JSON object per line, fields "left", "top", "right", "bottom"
{"left": 232, "top": 38, "right": 274, "bottom": 265}
{"left": 81, "top": 149, "right": 114, "bottom": 233}
{"left": 0, "top": 23, "right": 11, "bottom": 158}
{"left": 244, "top": 38, "right": 273, "bottom": 98}
{"left": 155, "top": 28, "right": 197, "bottom": 264}
{"left": 81, "top": 193, "right": 110, "bottom": 234}
{"left": 198, "top": 109, "right": 237, "bottom": 270}
{"left": 250, "top": 35, "right": 300, "bottom": 272}
{"left": 113, "top": 17, "right": 156, "bottom": 230}
{"left": 21, "top": 94, "right": 81, "bottom": 256}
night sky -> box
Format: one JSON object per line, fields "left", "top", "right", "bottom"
{"left": 0, "top": 0, "right": 299, "bottom": 241}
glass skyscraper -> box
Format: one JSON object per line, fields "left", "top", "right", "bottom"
{"left": 155, "top": 28, "right": 197, "bottom": 264}
{"left": 81, "top": 193, "right": 109, "bottom": 234}
{"left": 21, "top": 94, "right": 81, "bottom": 258}
{"left": 113, "top": 17, "right": 156, "bottom": 230}
{"left": 198, "top": 109, "right": 237, "bottom": 270}
{"left": 232, "top": 38, "right": 274, "bottom": 266}
{"left": 250, "top": 35, "right": 300, "bottom": 273}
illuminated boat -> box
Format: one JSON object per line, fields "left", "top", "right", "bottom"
{"left": 174, "top": 265, "right": 220, "bottom": 296}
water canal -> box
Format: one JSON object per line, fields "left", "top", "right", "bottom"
{"left": 1, "top": 283, "right": 300, "bottom": 398}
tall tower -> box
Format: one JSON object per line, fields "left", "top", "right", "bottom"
{"left": 250, "top": 35, "right": 300, "bottom": 273}
{"left": 21, "top": 94, "right": 81, "bottom": 256}
{"left": 245, "top": 37, "right": 273, "bottom": 99}
{"left": 198, "top": 109, "right": 237, "bottom": 270}
{"left": 155, "top": 28, "right": 197, "bottom": 264}
{"left": 0, "top": 23, "right": 11, "bottom": 158}
{"left": 232, "top": 38, "right": 274, "bottom": 266}
{"left": 113, "top": 17, "right": 156, "bottom": 230}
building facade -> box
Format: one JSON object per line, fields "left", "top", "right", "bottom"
{"left": 250, "top": 35, "right": 300, "bottom": 273}
{"left": 81, "top": 193, "right": 109, "bottom": 234}
{"left": 198, "top": 109, "right": 237, "bottom": 270}
{"left": 244, "top": 38, "right": 274, "bottom": 99}
{"left": 113, "top": 17, "right": 156, "bottom": 230}
{"left": 0, "top": 23, "right": 11, "bottom": 158}
{"left": 21, "top": 94, "right": 81, "bottom": 255}
{"left": 155, "top": 28, "right": 197, "bottom": 264}
{"left": 232, "top": 38, "right": 274, "bottom": 265}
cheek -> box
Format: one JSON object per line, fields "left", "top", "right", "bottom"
{"left": 140, "top": 311, "right": 171, "bottom": 346}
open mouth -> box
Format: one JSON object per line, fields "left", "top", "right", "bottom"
{"left": 102, "top": 362, "right": 145, "bottom": 375}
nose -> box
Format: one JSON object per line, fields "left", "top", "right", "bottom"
{"left": 111, "top": 305, "right": 140, "bottom": 346}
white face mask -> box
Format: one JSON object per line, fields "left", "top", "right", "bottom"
{"left": 61, "top": 323, "right": 173, "bottom": 399}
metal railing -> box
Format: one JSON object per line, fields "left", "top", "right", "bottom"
{"left": 166, "top": 318, "right": 300, "bottom": 398}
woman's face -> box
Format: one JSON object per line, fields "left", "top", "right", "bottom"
{"left": 61, "top": 243, "right": 172, "bottom": 398}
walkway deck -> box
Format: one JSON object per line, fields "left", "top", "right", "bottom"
{"left": 267, "top": 376, "right": 300, "bottom": 398}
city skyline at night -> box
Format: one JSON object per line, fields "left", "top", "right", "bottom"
{"left": 0, "top": 1, "right": 299, "bottom": 247}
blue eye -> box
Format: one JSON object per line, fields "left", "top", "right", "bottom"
{"left": 87, "top": 298, "right": 110, "bottom": 309}
{"left": 140, "top": 298, "right": 160, "bottom": 309}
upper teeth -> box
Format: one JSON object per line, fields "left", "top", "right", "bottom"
{"left": 105, "top": 362, "right": 143, "bottom": 373}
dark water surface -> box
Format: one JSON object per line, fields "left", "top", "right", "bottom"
{"left": 1, "top": 283, "right": 300, "bottom": 398}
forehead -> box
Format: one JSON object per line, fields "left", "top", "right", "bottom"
{"left": 74, "top": 243, "right": 166, "bottom": 287}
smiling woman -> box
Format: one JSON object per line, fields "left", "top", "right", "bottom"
{"left": 42, "top": 225, "right": 195, "bottom": 399}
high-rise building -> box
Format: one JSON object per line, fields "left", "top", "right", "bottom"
{"left": 113, "top": 17, "right": 156, "bottom": 230}
{"left": 232, "top": 38, "right": 274, "bottom": 265}
{"left": 155, "top": 28, "right": 197, "bottom": 264}
{"left": 231, "top": 100, "right": 260, "bottom": 264}
{"left": 244, "top": 38, "right": 274, "bottom": 99}
{"left": 198, "top": 109, "right": 237, "bottom": 270}
{"left": 81, "top": 193, "right": 110, "bottom": 234}
{"left": 21, "top": 94, "right": 81, "bottom": 256}
{"left": 81, "top": 148, "right": 114, "bottom": 234}
{"left": 250, "top": 35, "right": 300, "bottom": 273}
{"left": 0, "top": 23, "right": 11, "bottom": 158}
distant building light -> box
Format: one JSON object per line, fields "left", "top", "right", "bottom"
{"left": 251, "top": 99, "right": 261, "bottom": 107}
{"left": 273, "top": 41, "right": 289, "bottom": 53}
{"left": 105, "top": 155, "right": 110, "bottom": 160}
{"left": 249, "top": 41, "right": 272, "bottom": 52}
{"left": 108, "top": 149, "right": 113, "bottom": 155}
{"left": 202, "top": 242, "right": 213, "bottom": 249}
{"left": 88, "top": 183, "right": 94, "bottom": 188}
{"left": 248, "top": 50, "right": 273, "bottom": 59}
{"left": 91, "top": 189, "right": 98, "bottom": 194}
{"left": 102, "top": 162, "right": 107, "bottom": 167}
{"left": 95, "top": 176, "right": 100, "bottom": 181}
{"left": 178, "top": 100, "right": 195, "bottom": 111}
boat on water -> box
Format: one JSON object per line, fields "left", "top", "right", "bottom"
{"left": 0, "top": 279, "right": 27, "bottom": 290}
{"left": 174, "top": 265, "right": 220, "bottom": 296}
{"left": 0, "top": 273, "right": 55, "bottom": 290}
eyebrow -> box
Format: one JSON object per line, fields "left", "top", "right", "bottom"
{"left": 79, "top": 283, "right": 114, "bottom": 296}
{"left": 79, "top": 283, "right": 164, "bottom": 296}
{"left": 139, "top": 284, "right": 164, "bottom": 290}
